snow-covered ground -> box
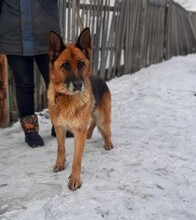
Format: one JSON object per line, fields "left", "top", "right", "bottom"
{"left": 0, "top": 54, "right": 196, "bottom": 220}
{"left": 175, "top": 0, "right": 196, "bottom": 11}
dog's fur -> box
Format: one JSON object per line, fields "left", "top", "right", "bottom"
{"left": 48, "top": 28, "right": 113, "bottom": 191}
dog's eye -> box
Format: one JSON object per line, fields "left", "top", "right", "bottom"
{"left": 77, "top": 61, "right": 85, "bottom": 70}
{"left": 62, "top": 61, "right": 71, "bottom": 70}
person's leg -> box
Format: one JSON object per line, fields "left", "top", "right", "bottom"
{"left": 7, "top": 55, "right": 44, "bottom": 147}
{"left": 7, "top": 55, "right": 34, "bottom": 117}
{"left": 34, "top": 54, "right": 50, "bottom": 88}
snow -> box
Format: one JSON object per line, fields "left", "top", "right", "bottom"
{"left": 1, "top": 54, "right": 196, "bottom": 220}
{"left": 174, "top": 0, "right": 196, "bottom": 11}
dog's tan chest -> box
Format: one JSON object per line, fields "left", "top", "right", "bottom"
{"left": 49, "top": 91, "right": 92, "bottom": 130}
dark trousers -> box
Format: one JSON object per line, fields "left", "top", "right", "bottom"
{"left": 7, "top": 54, "right": 50, "bottom": 118}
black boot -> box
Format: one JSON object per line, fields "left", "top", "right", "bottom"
{"left": 51, "top": 126, "right": 74, "bottom": 138}
{"left": 25, "top": 132, "right": 44, "bottom": 148}
{"left": 20, "top": 114, "right": 44, "bottom": 148}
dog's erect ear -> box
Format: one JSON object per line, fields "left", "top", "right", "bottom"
{"left": 48, "top": 31, "right": 65, "bottom": 62}
{"left": 76, "top": 27, "right": 92, "bottom": 59}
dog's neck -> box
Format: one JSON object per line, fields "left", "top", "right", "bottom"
{"left": 54, "top": 92, "right": 65, "bottom": 104}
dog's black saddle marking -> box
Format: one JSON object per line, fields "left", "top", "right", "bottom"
{"left": 89, "top": 75, "right": 109, "bottom": 108}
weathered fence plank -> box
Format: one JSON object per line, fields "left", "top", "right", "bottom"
{"left": 0, "top": 55, "right": 9, "bottom": 127}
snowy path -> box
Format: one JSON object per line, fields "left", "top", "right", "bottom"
{"left": 0, "top": 55, "right": 196, "bottom": 220}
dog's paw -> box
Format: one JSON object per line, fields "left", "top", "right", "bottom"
{"left": 68, "top": 176, "right": 82, "bottom": 191}
{"left": 53, "top": 161, "right": 65, "bottom": 172}
{"left": 104, "top": 142, "right": 114, "bottom": 150}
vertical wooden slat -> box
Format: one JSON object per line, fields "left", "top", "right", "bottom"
{"left": 107, "top": 0, "right": 120, "bottom": 80}
{"left": 165, "top": 0, "right": 171, "bottom": 59}
{"left": 134, "top": 0, "right": 143, "bottom": 71}
{"left": 113, "top": 0, "right": 127, "bottom": 77}
{"left": 0, "top": 55, "right": 10, "bottom": 127}
{"left": 140, "top": 0, "right": 148, "bottom": 67}
{"left": 159, "top": 0, "right": 166, "bottom": 62}
{"left": 99, "top": 0, "right": 113, "bottom": 79}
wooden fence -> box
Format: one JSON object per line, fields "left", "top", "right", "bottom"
{"left": 58, "top": 0, "right": 196, "bottom": 78}
{"left": 0, "top": 0, "right": 196, "bottom": 126}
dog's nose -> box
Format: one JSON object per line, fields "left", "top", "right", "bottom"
{"left": 72, "top": 79, "right": 83, "bottom": 91}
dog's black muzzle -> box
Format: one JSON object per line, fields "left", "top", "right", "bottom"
{"left": 72, "top": 78, "right": 83, "bottom": 91}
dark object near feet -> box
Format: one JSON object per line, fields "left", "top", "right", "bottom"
{"left": 51, "top": 126, "right": 74, "bottom": 138}
{"left": 25, "top": 132, "right": 44, "bottom": 148}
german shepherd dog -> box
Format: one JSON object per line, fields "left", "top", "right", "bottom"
{"left": 48, "top": 28, "right": 113, "bottom": 191}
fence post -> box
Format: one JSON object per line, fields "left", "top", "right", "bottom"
{"left": 0, "top": 55, "right": 10, "bottom": 127}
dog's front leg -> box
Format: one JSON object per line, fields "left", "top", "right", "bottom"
{"left": 53, "top": 125, "right": 66, "bottom": 172}
{"left": 68, "top": 129, "right": 87, "bottom": 191}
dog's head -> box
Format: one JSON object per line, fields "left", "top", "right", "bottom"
{"left": 48, "top": 28, "right": 92, "bottom": 95}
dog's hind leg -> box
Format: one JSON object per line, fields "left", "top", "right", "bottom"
{"left": 53, "top": 125, "right": 66, "bottom": 172}
{"left": 96, "top": 92, "right": 113, "bottom": 150}
{"left": 97, "top": 118, "right": 113, "bottom": 150}
{"left": 87, "top": 119, "right": 96, "bottom": 139}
